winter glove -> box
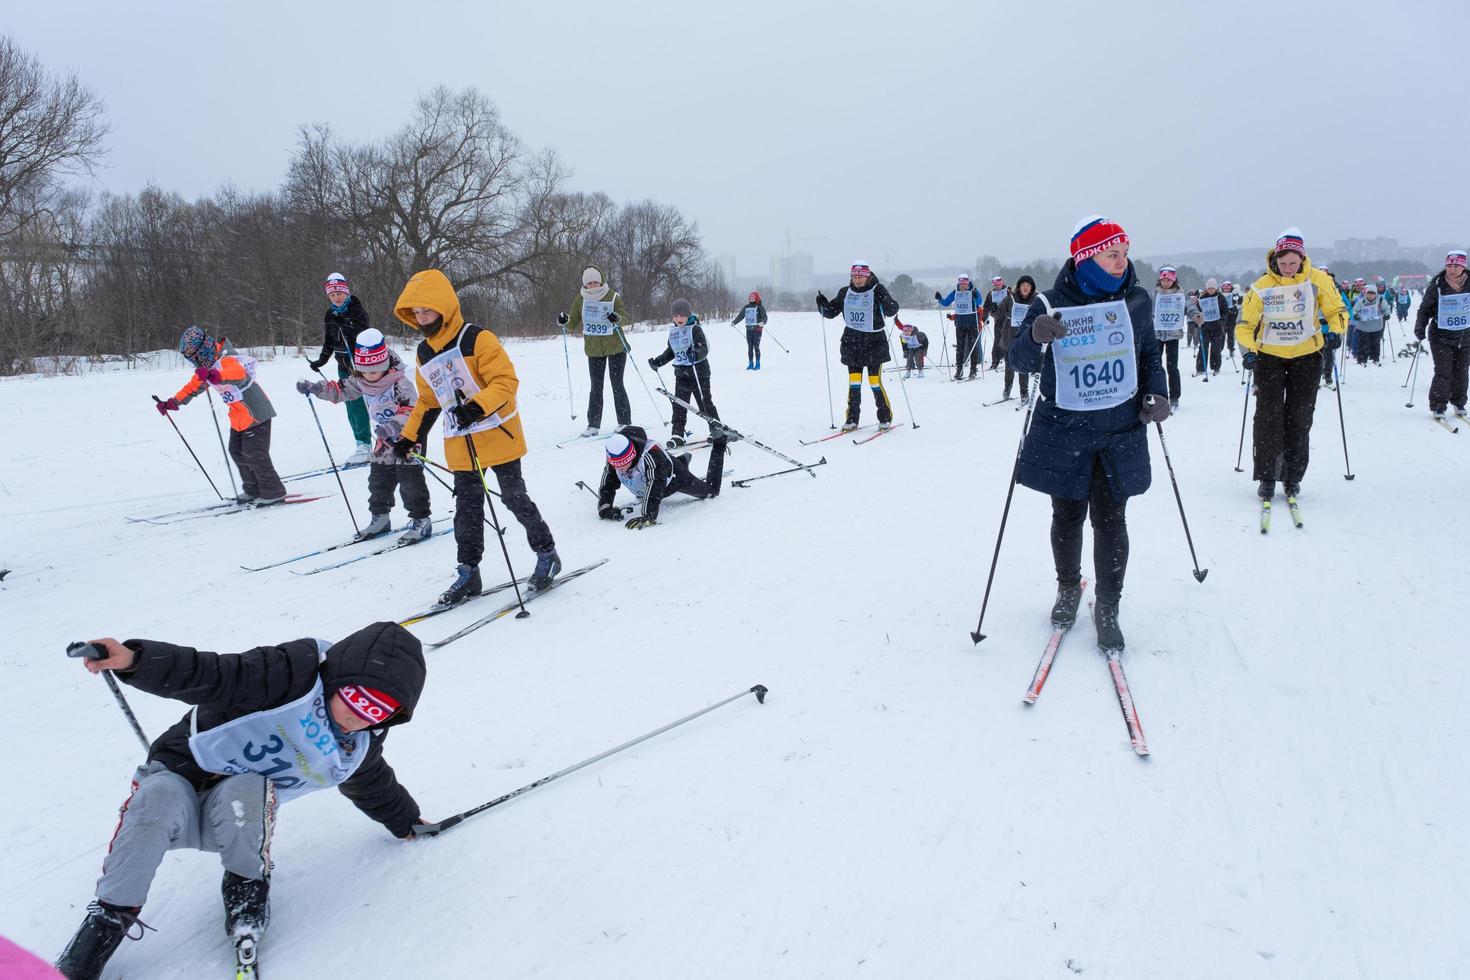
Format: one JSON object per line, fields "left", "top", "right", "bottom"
{"left": 1324, "top": 332, "right": 1342, "bottom": 350}
{"left": 307, "top": 355, "right": 329, "bottom": 371}
{"left": 946, "top": 314, "right": 955, "bottom": 321}
{"left": 625, "top": 516, "right": 656, "bottom": 530}
{"left": 392, "top": 437, "right": 416, "bottom": 459}
{"left": 295, "top": 378, "right": 315, "bottom": 395}
{"left": 1242, "top": 351, "right": 1258, "bottom": 370}
{"left": 1415, "top": 328, "right": 1426, "bottom": 342}
{"left": 373, "top": 422, "right": 402, "bottom": 444}
{"left": 815, "top": 291, "right": 830, "bottom": 311}
{"left": 556, "top": 312, "right": 569, "bottom": 326}
{"left": 606, "top": 310, "right": 620, "bottom": 324}
{"left": 934, "top": 291, "right": 943, "bottom": 302}
{"left": 195, "top": 366, "right": 222, "bottom": 385}
{"left": 448, "top": 401, "right": 486, "bottom": 428}
{"left": 1030, "top": 314, "right": 1067, "bottom": 344}
{"left": 1139, "top": 394, "right": 1171, "bottom": 424}
{"left": 155, "top": 397, "right": 180, "bottom": 415}
{"left": 647, "top": 357, "right": 658, "bottom": 371}
{"left": 599, "top": 504, "right": 621, "bottom": 521}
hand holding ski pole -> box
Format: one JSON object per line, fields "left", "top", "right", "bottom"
{"left": 67, "top": 640, "right": 152, "bottom": 753}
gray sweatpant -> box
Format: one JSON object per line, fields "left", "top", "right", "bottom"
{"left": 96, "top": 761, "right": 275, "bottom": 908}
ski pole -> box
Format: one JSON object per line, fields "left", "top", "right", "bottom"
{"left": 1233, "top": 368, "right": 1252, "bottom": 473}
{"left": 303, "top": 390, "right": 360, "bottom": 536}
{"left": 613, "top": 323, "right": 668, "bottom": 429}
{"left": 67, "top": 642, "right": 151, "bottom": 754}
{"left": 151, "top": 395, "right": 224, "bottom": 500}
{"left": 1152, "top": 411, "right": 1208, "bottom": 582}
{"left": 410, "top": 451, "right": 501, "bottom": 501}
{"left": 1404, "top": 344, "right": 1423, "bottom": 407}
{"left": 416, "top": 684, "right": 769, "bottom": 838}
{"left": 1402, "top": 340, "right": 1419, "bottom": 388}
{"left": 970, "top": 394, "right": 1039, "bottom": 643}
{"left": 455, "top": 391, "right": 530, "bottom": 619}
{"left": 819, "top": 312, "right": 836, "bottom": 429}
{"left": 203, "top": 387, "right": 240, "bottom": 500}
{"left": 937, "top": 312, "right": 952, "bottom": 375}
{"left": 761, "top": 324, "right": 789, "bottom": 353}
{"left": 1333, "top": 353, "right": 1355, "bottom": 480}
{"left": 558, "top": 319, "right": 578, "bottom": 420}
{"left": 887, "top": 326, "right": 919, "bottom": 429}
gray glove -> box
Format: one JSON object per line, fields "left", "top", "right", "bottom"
{"left": 1031, "top": 314, "right": 1067, "bottom": 344}
{"left": 1139, "top": 394, "right": 1172, "bottom": 424}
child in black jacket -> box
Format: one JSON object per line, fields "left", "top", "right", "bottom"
{"left": 649, "top": 298, "right": 719, "bottom": 448}
{"left": 597, "top": 425, "right": 726, "bottom": 528}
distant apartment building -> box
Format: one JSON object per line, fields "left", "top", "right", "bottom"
{"left": 1331, "top": 237, "right": 1402, "bottom": 262}
{"left": 770, "top": 252, "right": 813, "bottom": 294}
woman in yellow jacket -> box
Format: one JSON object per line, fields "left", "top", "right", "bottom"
{"left": 393, "top": 269, "right": 560, "bottom": 606}
{"left": 1235, "top": 229, "right": 1348, "bottom": 502}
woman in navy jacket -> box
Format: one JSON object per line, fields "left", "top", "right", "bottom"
{"left": 1008, "top": 217, "right": 1168, "bottom": 652}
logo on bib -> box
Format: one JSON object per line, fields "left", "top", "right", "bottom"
{"left": 1109, "top": 331, "right": 1125, "bottom": 345}
{"left": 1105, "top": 311, "right": 1118, "bottom": 324}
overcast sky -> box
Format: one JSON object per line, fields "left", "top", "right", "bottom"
{"left": 9, "top": 0, "right": 1463, "bottom": 276}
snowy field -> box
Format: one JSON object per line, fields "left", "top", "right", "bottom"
{"left": 2, "top": 307, "right": 1467, "bottom": 979}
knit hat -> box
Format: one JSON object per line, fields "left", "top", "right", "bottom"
{"left": 1070, "top": 216, "right": 1129, "bottom": 264}
{"left": 1446, "top": 250, "right": 1468, "bottom": 268}
{"left": 749, "top": 291, "right": 761, "bottom": 303}
{"left": 353, "top": 328, "right": 390, "bottom": 371}
{"left": 1274, "top": 228, "right": 1306, "bottom": 256}
{"left": 1319, "top": 265, "right": 1332, "bottom": 276}
{"left": 582, "top": 266, "right": 604, "bottom": 286}
{"left": 850, "top": 261, "right": 872, "bottom": 278}
{"left": 178, "top": 325, "right": 215, "bottom": 367}
{"left": 1205, "top": 277, "right": 1219, "bottom": 290}
{"left": 337, "top": 684, "right": 401, "bottom": 725}
{"left": 991, "top": 276, "right": 1005, "bottom": 287}
{"left": 957, "top": 273, "right": 971, "bottom": 284}
{"left": 324, "top": 273, "right": 350, "bottom": 296}
{"left": 1158, "top": 266, "right": 1178, "bottom": 283}
{"left": 671, "top": 298, "right": 692, "bottom": 318}
{"left": 1354, "top": 277, "right": 1366, "bottom": 285}
{"left": 605, "top": 432, "right": 637, "bottom": 469}
{"left": 1222, "top": 280, "right": 1233, "bottom": 289}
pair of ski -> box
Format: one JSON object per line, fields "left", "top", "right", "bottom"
{"left": 656, "top": 387, "right": 826, "bottom": 482}
{"left": 397, "top": 559, "right": 609, "bottom": 648}
{"left": 1259, "top": 496, "right": 1303, "bottom": 534}
{"left": 240, "top": 521, "right": 453, "bottom": 574}
{"left": 798, "top": 423, "right": 901, "bottom": 446}
{"left": 1432, "top": 415, "right": 1462, "bottom": 435}
{"left": 1022, "top": 580, "right": 1149, "bottom": 756}
{"left": 127, "top": 494, "right": 325, "bottom": 525}
{"left": 279, "top": 460, "right": 368, "bottom": 484}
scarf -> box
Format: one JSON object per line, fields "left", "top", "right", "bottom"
{"left": 1076, "top": 257, "right": 1128, "bottom": 299}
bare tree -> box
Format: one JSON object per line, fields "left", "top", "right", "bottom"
{"left": 0, "top": 35, "right": 108, "bottom": 237}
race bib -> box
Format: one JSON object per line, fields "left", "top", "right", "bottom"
{"left": 990, "top": 289, "right": 1008, "bottom": 306}
{"left": 953, "top": 290, "right": 976, "bottom": 316}
{"left": 418, "top": 325, "right": 514, "bottom": 438}
{"left": 214, "top": 354, "right": 257, "bottom": 405}
{"left": 1011, "top": 298, "right": 1030, "bottom": 327}
{"left": 844, "top": 288, "right": 878, "bottom": 332}
{"left": 1357, "top": 302, "right": 1382, "bottom": 321}
{"left": 188, "top": 676, "right": 370, "bottom": 804}
{"left": 363, "top": 381, "right": 409, "bottom": 430}
{"left": 1256, "top": 283, "right": 1316, "bottom": 347}
{"left": 583, "top": 300, "right": 615, "bottom": 337}
{"left": 1153, "top": 293, "right": 1186, "bottom": 337}
{"left": 744, "top": 306, "right": 758, "bottom": 326}
{"left": 1051, "top": 300, "right": 1137, "bottom": 411}
{"left": 1440, "top": 292, "right": 1470, "bottom": 331}
{"left": 1199, "top": 295, "right": 1222, "bottom": 321}
{"left": 669, "top": 322, "right": 696, "bottom": 366}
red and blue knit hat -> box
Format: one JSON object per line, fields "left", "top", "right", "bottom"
{"left": 1274, "top": 228, "right": 1306, "bottom": 256}
{"left": 324, "top": 272, "right": 350, "bottom": 296}
{"left": 1158, "top": 266, "right": 1178, "bottom": 283}
{"left": 1446, "top": 250, "right": 1467, "bottom": 268}
{"left": 337, "top": 684, "right": 401, "bottom": 724}
{"left": 605, "top": 432, "right": 638, "bottom": 469}
{"left": 352, "top": 328, "right": 390, "bottom": 371}
{"left": 1070, "top": 216, "right": 1129, "bottom": 263}
{"left": 850, "top": 261, "right": 872, "bottom": 278}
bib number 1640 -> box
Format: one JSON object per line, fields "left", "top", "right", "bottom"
{"left": 1069, "top": 359, "right": 1126, "bottom": 389}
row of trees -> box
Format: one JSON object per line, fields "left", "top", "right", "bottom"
{"left": 0, "top": 37, "right": 735, "bottom": 375}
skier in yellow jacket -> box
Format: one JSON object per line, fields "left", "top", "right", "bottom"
{"left": 393, "top": 269, "right": 560, "bottom": 606}
{"left": 1235, "top": 229, "right": 1347, "bottom": 503}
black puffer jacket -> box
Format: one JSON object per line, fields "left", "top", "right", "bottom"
{"left": 313, "top": 295, "right": 372, "bottom": 372}
{"left": 116, "top": 622, "right": 427, "bottom": 837}
{"left": 817, "top": 278, "right": 900, "bottom": 367}
{"left": 1415, "top": 270, "right": 1470, "bottom": 347}
{"left": 597, "top": 425, "right": 676, "bottom": 520}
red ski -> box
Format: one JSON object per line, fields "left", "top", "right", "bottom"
{"left": 1107, "top": 650, "right": 1150, "bottom": 756}
{"left": 1022, "top": 579, "right": 1089, "bottom": 704}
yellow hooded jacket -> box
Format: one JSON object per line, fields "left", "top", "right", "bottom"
{"left": 395, "top": 269, "right": 528, "bottom": 471}
{"left": 1236, "top": 250, "right": 1347, "bottom": 360}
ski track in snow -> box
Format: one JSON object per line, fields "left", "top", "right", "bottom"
{"left": 2, "top": 310, "right": 1466, "bottom": 978}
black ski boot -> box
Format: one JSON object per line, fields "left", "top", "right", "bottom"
{"left": 55, "top": 901, "right": 152, "bottom": 980}
{"left": 1283, "top": 481, "right": 1301, "bottom": 498}
{"left": 1050, "top": 582, "right": 1084, "bottom": 629}
{"left": 437, "top": 563, "right": 481, "bottom": 607}
{"left": 1094, "top": 598, "right": 1125, "bottom": 652}
{"left": 528, "top": 548, "right": 562, "bottom": 592}
{"left": 708, "top": 419, "right": 742, "bottom": 443}
{"left": 1257, "top": 480, "right": 1275, "bottom": 501}
{"left": 223, "top": 871, "right": 270, "bottom": 939}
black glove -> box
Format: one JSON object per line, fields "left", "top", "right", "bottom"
{"left": 598, "top": 504, "right": 621, "bottom": 521}
{"left": 1415, "top": 329, "right": 1426, "bottom": 342}
{"left": 449, "top": 401, "right": 485, "bottom": 428}
{"left": 647, "top": 357, "right": 658, "bottom": 371}
{"left": 556, "top": 312, "right": 569, "bottom": 326}
{"left": 933, "top": 291, "right": 943, "bottom": 302}
{"left": 1030, "top": 314, "right": 1067, "bottom": 344}
{"left": 606, "top": 310, "right": 620, "bottom": 324}
{"left": 1324, "top": 332, "right": 1342, "bottom": 350}
{"left": 307, "top": 355, "right": 328, "bottom": 371}
{"left": 1242, "top": 351, "right": 1258, "bottom": 370}
{"left": 625, "top": 516, "right": 656, "bottom": 530}
{"left": 815, "top": 291, "right": 829, "bottom": 310}
{"left": 392, "top": 437, "right": 416, "bottom": 459}
{"left": 1139, "top": 394, "right": 1171, "bottom": 424}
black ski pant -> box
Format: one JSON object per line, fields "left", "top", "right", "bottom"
{"left": 1050, "top": 459, "right": 1129, "bottom": 604}
{"left": 1251, "top": 350, "right": 1321, "bottom": 485}
{"left": 1161, "top": 339, "right": 1182, "bottom": 402}
{"left": 846, "top": 364, "right": 893, "bottom": 424}
{"left": 1197, "top": 322, "right": 1225, "bottom": 374}
{"left": 368, "top": 462, "right": 431, "bottom": 519}
{"left": 903, "top": 347, "right": 927, "bottom": 371}
{"left": 1003, "top": 364, "right": 1030, "bottom": 399}
{"left": 668, "top": 440, "right": 727, "bottom": 500}
{"left": 1322, "top": 340, "right": 1339, "bottom": 384}
{"left": 586, "top": 353, "right": 631, "bottom": 430}
{"left": 452, "top": 460, "right": 554, "bottom": 568}
{"left": 1355, "top": 330, "right": 1384, "bottom": 365}
{"left": 1224, "top": 318, "right": 1237, "bottom": 353}
{"left": 953, "top": 321, "right": 980, "bottom": 376}
{"left": 746, "top": 327, "right": 763, "bottom": 363}
{"left": 229, "top": 420, "right": 286, "bottom": 501}
{"left": 1429, "top": 334, "right": 1470, "bottom": 412}
{"left": 671, "top": 361, "right": 718, "bottom": 437}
